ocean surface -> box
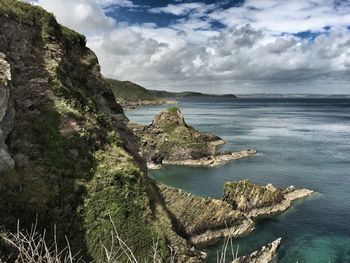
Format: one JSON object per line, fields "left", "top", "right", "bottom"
{"left": 125, "top": 98, "right": 350, "bottom": 263}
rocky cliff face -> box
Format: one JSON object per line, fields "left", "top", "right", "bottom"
{"left": 0, "top": 53, "right": 14, "bottom": 172}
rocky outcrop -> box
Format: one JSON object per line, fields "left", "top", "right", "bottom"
{"left": 223, "top": 180, "right": 314, "bottom": 218}
{"left": 163, "top": 149, "right": 257, "bottom": 168}
{"left": 157, "top": 183, "right": 255, "bottom": 246}
{"left": 0, "top": 53, "right": 15, "bottom": 172}
{"left": 232, "top": 238, "right": 282, "bottom": 263}
{"left": 129, "top": 107, "right": 256, "bottom": 168}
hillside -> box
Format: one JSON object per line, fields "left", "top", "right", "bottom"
{"left": 108, "top": 79, "right": 161, "bottom": 104}
{"left": 107, "top": 78, "right": 237, "bottom": 108}
{"left": 149, "top": 89, "right": 237, "bottom": 99}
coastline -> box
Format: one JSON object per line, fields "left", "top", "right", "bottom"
{"left": 246, "top": 188, "right": 314, "bottom": 218}
{"left": 120, "top": 98, "right": 177, "bottom": 109}
{"left": 148, "top": 149, "right": 257, "bottom": 169}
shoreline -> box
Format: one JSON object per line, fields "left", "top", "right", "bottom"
{"left": 247, "top": 188, "right": 315, "bottom": 218}
{"left": 122, "top": 99, "right": 177, "bottom": 109}
{"left": 148, "top": 149, "right": 257, "bottom": 170}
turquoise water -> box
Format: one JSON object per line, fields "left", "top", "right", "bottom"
{"left": 126, "top": 98, "right": 350, "bottom": 263}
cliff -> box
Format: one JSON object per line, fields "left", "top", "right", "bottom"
{"left": 130, "top": 107, "right": 256, "bottom": 168}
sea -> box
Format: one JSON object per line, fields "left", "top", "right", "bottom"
{"left": 125, "top": 98, "right": 350, "bottom": 263}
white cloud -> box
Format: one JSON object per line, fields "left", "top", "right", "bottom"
{"left": 209, "top": 0, "right": 350, "bottom": 34}
{"left": 149, "top": 2, "right": 215, "bottom": 16}
{"left": 31, "top": 0, "right": 350, "bottom": 93}
{"left": 34, "top": 0, "right": 116, "bottom": 34}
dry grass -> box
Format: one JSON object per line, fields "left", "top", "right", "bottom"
{"left": 0, "top": 217, "right": 237, "bottom": 263}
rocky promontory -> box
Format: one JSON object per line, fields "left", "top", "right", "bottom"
{"left": 129, "top": 107, "right": 256, "bottom": 169}
{"left": 223, "top": 180, "right": 314, "bottom": 218}
{"left": 232, "top": 238, "right": 282, "bottom": 263}
{"left": 157, "top": 183, "right": 255, "bottom": 245}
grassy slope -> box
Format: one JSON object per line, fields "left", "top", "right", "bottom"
{"left": 108, "top": 79, "right": 159, "bottom": 102}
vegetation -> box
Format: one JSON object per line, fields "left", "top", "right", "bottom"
{"left": 107, "top": 78, "right": 236, "bottom": 106}
{"left": 0, "top": 0, "right": 86, "bottom": 45}
{"left": 148, "top": 90, "right": 237, "bottom": 99}
{"left": 131, "top": 107, "right": 220, "bottom": 163}
{"left": 108, "top": 79, "right": 158, "bottom": 102}
{"left": 84, "top": 146, "right": 167, "bottom": 262}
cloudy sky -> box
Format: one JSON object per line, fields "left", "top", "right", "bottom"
{"left": 31, "top": 0, "right": 350, "bottom": 94}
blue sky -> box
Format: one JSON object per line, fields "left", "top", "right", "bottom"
{"left": 32, "top": 0, "right": 350, "bottom": 94}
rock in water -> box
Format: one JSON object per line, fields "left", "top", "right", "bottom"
{"left": 223, "top": 180, "right": 284, "bottom": 211}
{"left": 130, "top": 107, "right": 256, "bottom": 168}
{"left": 157, "top": 183, "right": 255, "bottom": 245}
{"left": 232, "top": 238, "right": 282, "bottom": 263}
{"left": 223, "top": 180, "right": 314, "bottom": 218}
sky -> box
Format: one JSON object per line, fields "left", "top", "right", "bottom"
{"left": 30, "top": 0, "right": 350, "bottom": 94}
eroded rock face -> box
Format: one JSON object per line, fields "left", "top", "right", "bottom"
{"left": 0, "top": 53, "right": 15, "bottom": 171}
{"left": 223, "top": 180, "right": 314, "bottom": 218}
{"left": 157, "top": 183, "right": 255, "bottom": 246}
{"left": 223, "top": 180, "right": 284, "bottom": 212}
{"left": 232, "top": 238, "right": 282, "bottom": 263}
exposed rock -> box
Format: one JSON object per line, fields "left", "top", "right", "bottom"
{"left": 157, "top": 183, "right": 255, "bottom": 246}
{"left": 130, "top": 107, "right": 256, "bottom": 168}
{"left": 162, "top": 149, "right": 257, "bottom": 168}
{"left": 120, "top": 98, "right": 176, "bottom": 109}
{"left": 223, "top": 180, "right": 314, "bottom": 218}
{"left": 232, "top": 238, "right": 282, "bottom": 263}
{"left": 0, "top": 52, "right": 15, "bottom": 171}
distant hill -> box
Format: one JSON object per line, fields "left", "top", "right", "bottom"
{"left": 107, "top": 79, "right": 237, "bottom": 106}
{"left": 108, "top": 79, "right": 159, "bottom": 102}
{"left": 149, "top": 90, "right": 237, "bottom": 99}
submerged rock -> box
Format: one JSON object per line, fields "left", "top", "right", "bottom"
{"left": 232, "top": 238, "right": 282, "bottom": 263}
{"left": 223, "top": 180, "right": 314, "bottom": 218}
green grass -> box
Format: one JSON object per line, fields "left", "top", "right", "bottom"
{"left": 167, "top": 107, "right": 179, "bottom": 114}
{"left": 108, "top": 79, "right": 158, "bottom": 102}
{"left": 84, "top": 146, "right": 167, "bottom": 262}
{"left": 0, "top": 0, "right": 86, "bottom": 45}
